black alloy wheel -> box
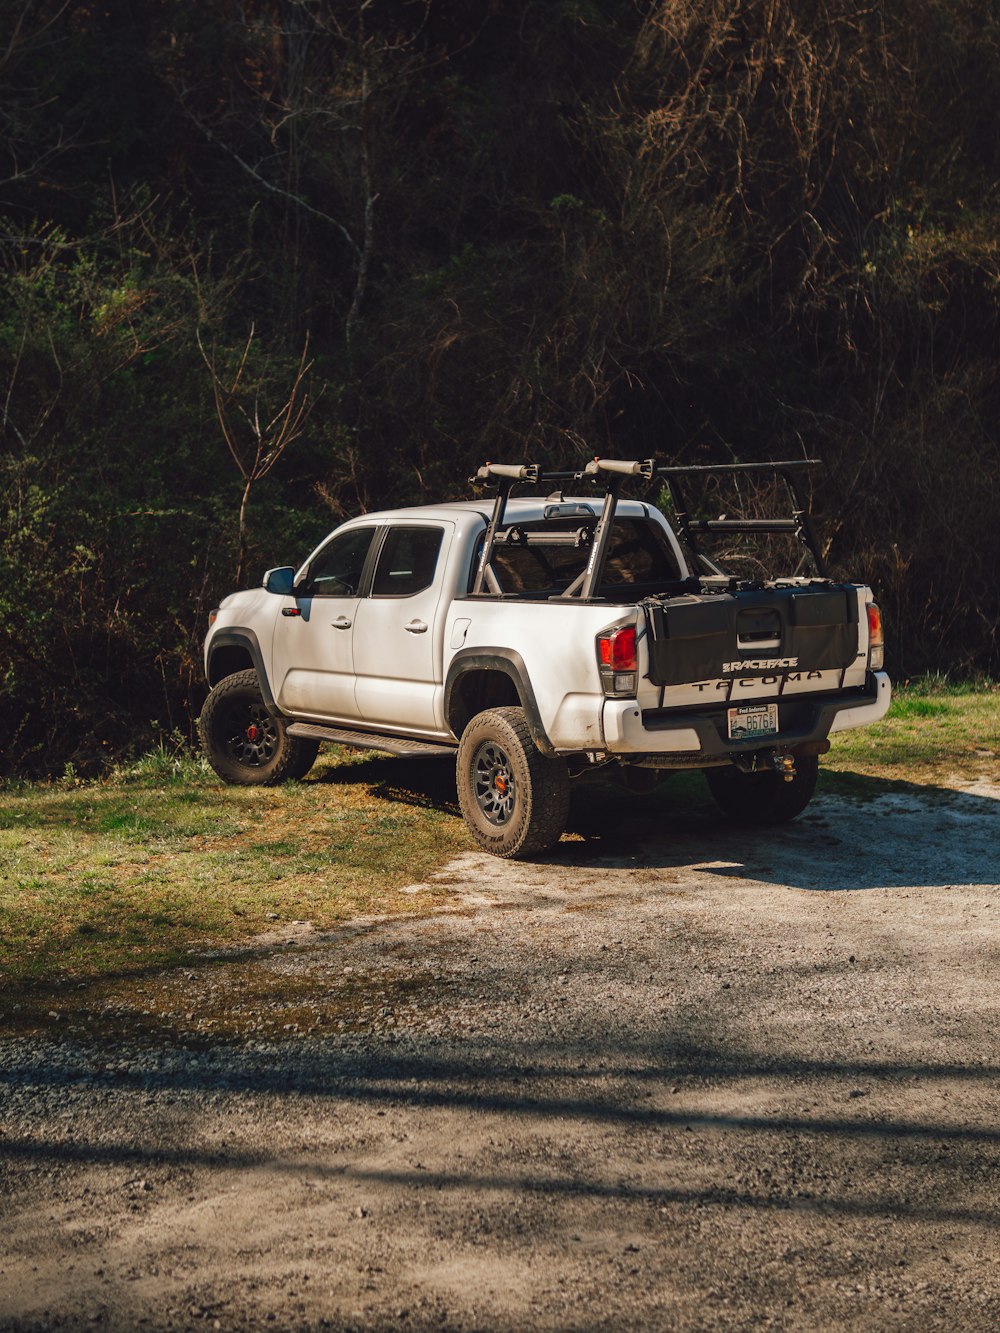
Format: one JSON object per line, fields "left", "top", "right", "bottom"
{"left": 221, "top": 699, "right": 279, "bottom": 769}
{"left": 472, "top": 739, "right": 517, "bottom": 827}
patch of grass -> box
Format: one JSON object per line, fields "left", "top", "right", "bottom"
{"left": 1, "top": 684, "right": 995, "bottom": 1031}
{"left": 889, "top": 696, "right": 950, "bottom": 720}
{"left": 826, "top": 679, "right": 998, "bottom": 781}
{"left": 0, "top": 750, "right": 467, "bottom": 1000}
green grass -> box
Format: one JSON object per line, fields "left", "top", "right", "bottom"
{"left": 826, "top": 677, "right": 999, "bottom": 780}
{"left": 0, "top": 749, "right": 467, "bottom": 997}
{"left": 0, "top": 681, "right": 995, "bottom": 1034}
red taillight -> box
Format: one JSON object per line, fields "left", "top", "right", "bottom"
{"left": 866, "top": 602, "right": 884, "bottom": 669}
{"left": 598, "top": 624, "right": 637, "bottom": 671}
{"left": 597, "top": 624, "right": 638, "bottom": 697}
{"left": 208, "top": 609, "right": 219, "bottom": 628}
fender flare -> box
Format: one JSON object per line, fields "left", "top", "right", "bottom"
{"left": 444, "top": 648, "right": 555, "bottom": 755}
{"left": 207, "top": 628, "right": 280, "bottom": 715}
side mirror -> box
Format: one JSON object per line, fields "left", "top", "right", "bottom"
{"left": 262, "top": 566, "right": 296, "bottom": 596}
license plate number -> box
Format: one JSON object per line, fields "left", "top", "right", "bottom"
{"left": 727, "top": 703, "right": 778, "bottom": 740}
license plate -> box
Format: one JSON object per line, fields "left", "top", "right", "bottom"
{"left": 727, "top": 703, "right": 779, "bottom": 740}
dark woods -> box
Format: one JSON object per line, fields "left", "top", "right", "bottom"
{"left": 1, "top": 0, "right": 998, "bottom": 776}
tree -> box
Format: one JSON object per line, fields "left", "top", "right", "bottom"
{"left": 198, "top": 324, "right": 319, "bottom": 583}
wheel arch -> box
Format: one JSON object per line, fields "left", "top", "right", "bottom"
{"left": 206, "top": 628, "right": 279, "bottom": 713}
{"left": 444, "top": 649, "right": 554, "bottom": 756}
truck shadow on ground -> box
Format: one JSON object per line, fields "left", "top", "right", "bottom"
{"left": 312, "top": 752, "right": 461, "bottom": 814}
{"left": 564, "top": 770, "right": 999, "bottom": 895}
{"left": 314, "top": 756, "right": 998, "bottom": 895}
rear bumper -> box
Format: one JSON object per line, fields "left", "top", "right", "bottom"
{"left": 602, "top": 671, "right": 891, "bottom": 757}
{"left": 827, "top": 671, "right": 892, "bottom": 732}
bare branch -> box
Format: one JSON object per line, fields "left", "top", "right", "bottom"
{"left": 179, "top": 97, "right": 361, "bottom": 258}
{"left": 0, "top": 0, "right": 72, "bottom": 73}
{"left": 197, "top": 324, "right": 321, "bottom": 580}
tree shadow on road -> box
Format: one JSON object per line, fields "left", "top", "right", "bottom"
{"left": 2, "top": 1028, "right": 999, "bottom": 1231}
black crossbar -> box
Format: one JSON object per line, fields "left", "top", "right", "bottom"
{"left": 655, "top": 459, "right": 821, "bottom": 477}
{"left": 687, "top": 518, "right": 800, "bottom": 533}
{"left": 494, "top": 527, "right": 593, "bottom": 548}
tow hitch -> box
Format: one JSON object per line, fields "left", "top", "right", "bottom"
{"left": 733, "top": 751, "right": 798, "bottom": 781}
{"left": 773, "top": 753, "right": 796, "bottom": 782}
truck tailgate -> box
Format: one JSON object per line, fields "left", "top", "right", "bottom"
{"left": 641, "top": 583, "right": 868, "bottom": 702}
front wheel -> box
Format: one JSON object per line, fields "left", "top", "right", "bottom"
{"left": 705, "top": 754, "right": 818, "bottom": 824}
{"left": 456, "top": 707, "right": 569, "bottom": 858}
{"left": 198, "top": 669, "right": 319, "bottom": 786}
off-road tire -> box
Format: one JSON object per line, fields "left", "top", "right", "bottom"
{"left": 705, "top": 754, "right": 818, "bottom": 824}
{"left": 198, "top": 669, "right": 318, "bottom": 786}
{"left": 456, "top": 706, "right": 570, "bottom": 858}
{"left": 283, "top": 737, "right": 321, "bottom": 781}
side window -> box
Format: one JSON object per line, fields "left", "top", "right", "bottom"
{"left": 371, "top": 526, "right": 444, "bottom": 598}
{"left": 304, "top": 527, "right": 375, "bottom": 597}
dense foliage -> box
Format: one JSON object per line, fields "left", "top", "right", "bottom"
{"left": 2, "top": 0, "right": 998, "bottom": 775}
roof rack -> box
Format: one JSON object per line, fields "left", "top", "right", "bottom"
{"left": 469, "top": 462, "right": 591, "bottom": 595}
{"left": 468, "top": 456, "right": 826, "bottom": 598}
{"left": 640, "top": 459, "right": 826, "bottom": 579}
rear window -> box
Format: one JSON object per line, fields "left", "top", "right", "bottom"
{"left": 371, "top": 526, "right": 444, "bottom": 597}
{"left": 489, "top": 518, "right": 684, "bottom": 597}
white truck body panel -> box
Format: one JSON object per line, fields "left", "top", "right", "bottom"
{"left": 828, "top": 671, "right": 892, "bottom": 731}
{"left": 272, "top": 589, "right": 362, "bottom": 720}
{"left": 603, "top": 701, "right": 701, "bottom": 752}
{"left": 352, "top": 519, "right": 455, "bottom": 734}
{"left": 443, "top": 597, "right": 639, "bottom": 750}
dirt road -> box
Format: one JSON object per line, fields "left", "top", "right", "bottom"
{"left": 1, "top": 774, "right": 998, "bottom": 1331}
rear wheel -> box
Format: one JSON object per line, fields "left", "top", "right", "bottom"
{"left": 456, "top": 706, "right": 569, "bottom": 858}
{"left": 706, "top": 754, "right": 818, "bottom": 824}
{"left": 198, "top": 669, "right": 318, "bottom": 785}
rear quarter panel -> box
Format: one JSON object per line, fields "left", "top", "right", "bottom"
{"left": 444, "top": 599, "right": 634, "bottom": 750}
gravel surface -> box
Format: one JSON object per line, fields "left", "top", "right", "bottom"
{"left": 1, "top": 777, "right": 998, "bottom": 1331}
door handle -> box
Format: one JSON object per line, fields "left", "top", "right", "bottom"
{"left": 405, "top": 619, "right": 428, "bottom": 634}
{"left": 331, "top": 616, "right": 352, "bottom": 630}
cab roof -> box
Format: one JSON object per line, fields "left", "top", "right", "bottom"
{"left": 343, "top": 496, "right": 655, "bottom": 525}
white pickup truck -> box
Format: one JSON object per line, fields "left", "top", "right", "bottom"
{"left": 200, "top": 458, "right": 890, "bottom": 857}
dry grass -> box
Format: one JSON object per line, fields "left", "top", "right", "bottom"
{"left": 1, "top": 682, "right": 995, "bottom": 1036}
{"left": 0, "top": 748, "right": 466, "bottom": 999}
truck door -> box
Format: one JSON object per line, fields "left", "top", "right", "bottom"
{"left": 352, "top": 522, "right": 452, "bottom": 734}
{"left": 271, "top": 525, "right": 377, "bottom": 721}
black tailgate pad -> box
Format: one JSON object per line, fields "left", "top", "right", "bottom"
{"left": 644, "top": 585, "right": 860, "bottom": 687}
